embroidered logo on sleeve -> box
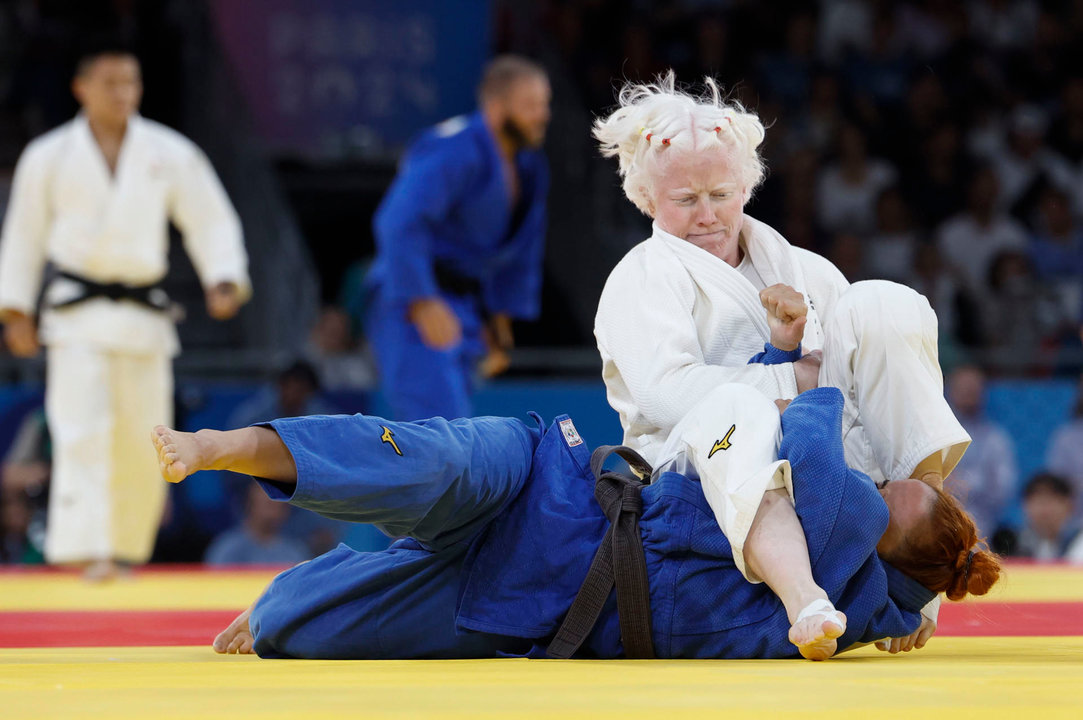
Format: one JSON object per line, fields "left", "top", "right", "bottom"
{"left": 708, "top": 424, "right": 736, "bottom": 459}
{"left": 380, "top": 426, "right": 403, "bottom": 456}
{"left": 559, "top": 418, "right": 583, "bottom": 447}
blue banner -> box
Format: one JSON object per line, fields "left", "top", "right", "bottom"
{"left": 212, "top": 0, "right": 491, "bottom": 159}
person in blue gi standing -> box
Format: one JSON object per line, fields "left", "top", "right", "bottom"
{"left": 366, "top": 56, "right": 551, "bottom": 420}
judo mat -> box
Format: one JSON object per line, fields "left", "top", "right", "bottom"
{"left": 1, "top": 563, "right": 1081, "bottom": 719}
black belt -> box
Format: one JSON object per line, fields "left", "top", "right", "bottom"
{"left": 433, "top": 263, "right": 482, "bottom": 298}
{"left": 50, "top": 271, "right": 172, "bottom": 313}
{"left": 547, "top": 445, "right": 656, "bottom": 659}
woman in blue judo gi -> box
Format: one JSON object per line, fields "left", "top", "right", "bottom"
{"left": 152, "top": 292, "right": 1000, "bottom": 661}
{"left": 152, "top": 385, "right": 998, "bottom": 661}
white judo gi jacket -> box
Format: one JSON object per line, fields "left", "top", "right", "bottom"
{"left": 0, "top": 113, "right": 250, "bottom": 564}
{"left": 595, "top": 216, "right": 849, "bottom": 466}
{"left": 0, "top": 113, "right": 250, "bottom": 352}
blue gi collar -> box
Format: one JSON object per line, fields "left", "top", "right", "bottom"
{"left": 882, "top": 562, "right": 938, "bottom": 612}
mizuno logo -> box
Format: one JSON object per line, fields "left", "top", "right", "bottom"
{"left": 381, "top": 426, "right": 403, "bottom": 456}
{"left": 708, "top": 425, "right": 736, "bottom": 458}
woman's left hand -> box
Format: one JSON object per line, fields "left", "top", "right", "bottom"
{"left": 875, "top": 616, "right": 937, "bottom": 653}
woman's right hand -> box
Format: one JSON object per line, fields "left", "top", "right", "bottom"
{"left": 759, "top": 284, "right": 807, "bottom": 352}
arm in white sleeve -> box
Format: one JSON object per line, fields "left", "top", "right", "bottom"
{"left": 0, "top": 143, "right": 53, "bottom": 313}
{"left": 169, "top": 144, "right": 251, "bottom": 300}
{"left": 596, "top": 263, "right": 798, "bottom": 434}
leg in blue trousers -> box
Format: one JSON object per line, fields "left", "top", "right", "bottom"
{"left": 152, "top": 412, "right": 541, "bottom": 658}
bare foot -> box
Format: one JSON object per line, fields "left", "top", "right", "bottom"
{"left": 83, "top": 560, "right": 120, "bottom": 582}
{"left": 214, "top": 605, "right": 255, "bottom": 655}
{"left": 152, "top": 425, "right": 206, "bottom": 483}
{"left": 788, "top": 599, "right": 846, "bottom": 661}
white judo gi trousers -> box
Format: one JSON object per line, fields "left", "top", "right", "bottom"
{"left": 43, "top": 343, "right": 171, "bottom": 564}
{"left": 653, "top": 280, "right": 970, "bottom": 581}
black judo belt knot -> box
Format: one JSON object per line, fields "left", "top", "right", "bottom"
{"left": 51, "top": 270, "right": 173, "bottom": 314}
{"left": 547, "top": 445, "right": 656, "bottom": 660}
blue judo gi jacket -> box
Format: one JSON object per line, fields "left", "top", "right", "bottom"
{"left": 366, "top": 112, "right": 549, "bottom": 420}
{"left": 248, "top": 387, "right": 932, "bottom": 660}
{"left": 458, "top": 387, "right": 933, "bottom": 658}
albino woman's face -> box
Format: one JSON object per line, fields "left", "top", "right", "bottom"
{"left": 648, "top": 148, "right": 747, "bottom": 265}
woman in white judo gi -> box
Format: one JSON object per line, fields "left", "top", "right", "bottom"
{"left": 593, "top": 73, "right": 973, "bottom": 654}
{"left": 0, "top": 47, "right": 250, "bottom": 579}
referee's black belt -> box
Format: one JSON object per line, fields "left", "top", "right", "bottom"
{"left": 433, "top": 263, "right": 482, "bottom": 298}
{"left": 547, "top": 444, "right": 656, "bottom": 659}
{"left": 50, "top": 270, "right": 172, "bottom": 313}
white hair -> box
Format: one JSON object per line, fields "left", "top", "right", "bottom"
{"left": 593, "top": 71, "right": 766, "bottom": 215}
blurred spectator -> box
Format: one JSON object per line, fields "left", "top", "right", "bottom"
{"left": 228, "top": 361, "right": 335, "bottom": 430}
{"left": 303, "top": 306, "right": 375, "bottom": 390}
{"left": 864, "top": 186, "right": 919, "bottom": 283}
{"left": 1048, "top": 77, "right": 1083, "bottom": 166}
{"left": 894, "top": 0, "right": 959, "bottom": 61}
{"left": 1, "top": 489, "right": 41, "bottom": 563}
{"left": 906, "top": 241, "right": 984, "bottom": 351}
{"left": 842, "top": 8, "right": 913, "bottom": 111}
{"left": 1027, "top": 186, "right": 1083, "bottom": 326}
{"left": 985, "top": 104, "right": 1075, "bottom": 221}
{"left": 1044, "top": 376, "right": 1083, "bottom": 523}
{"left": 783, "top": 72, "right": 843, "bottom": 157}
{"left": 935, "top": 166, "right": 1027, "bottom": 294}
{"left": 826, "top": 232, "right": 867, "bottom": 282}
{"left": 966, "top": 0, "right": 1039, "bottom": 54}
{"left": 1015, "top": 472, "right": 1083, "bottom": 562}
{"left": 757, "top": 12, "right": 816, "bottom": 112}
{"left": 902, "top": 122, "right": 971, "bottom": 229}
{"left": 815, "top": 123, "right": 898, "bottom": 236}
{"left": 0, "top": 406, "right": 49, "bottom": 564}
{"left": 817, "top": 0, "right": 873, "bottom": 65}
{"left": 981, "top": 249, "right": 1068, "bottom": 366}
{"left": 945, "top": 365, "right": 1018, "bottom": 539}
{"left": 204, "top": 483, "right": 310, "bottom": 565}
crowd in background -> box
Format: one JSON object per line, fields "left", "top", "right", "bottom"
{"left": 2, "top": 0, "right": 1083, "bottom": 564}
{"left": 497, "top": 0, "right": 1083, "bottom": 372}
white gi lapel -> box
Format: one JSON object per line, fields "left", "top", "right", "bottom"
{"left": 97, "top": 115, "right": 141, "bottom": 250}
{"left": 57, "top": 117, "right": 116, "bottom": 268}
{"left": 652, "top": 223, "right": 771, "bottom": 342}
{"left": 741, "top": 216, "right": 826, "bottom": 351}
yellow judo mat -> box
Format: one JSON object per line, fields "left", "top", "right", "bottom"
{"left": 2, "top": 564, "right": 1082, "bottom": 719}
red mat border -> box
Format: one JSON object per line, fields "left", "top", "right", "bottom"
{"left": 0, "top": 601, "right": 1080, "bottom": 649}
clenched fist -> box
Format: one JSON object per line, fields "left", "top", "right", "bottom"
{"left": 759, "top": 284, "right": 807, "bottom": 352}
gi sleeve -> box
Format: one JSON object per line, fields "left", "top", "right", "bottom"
{"left": 748, "top": 343, "right": 802, "bottom": 365}
{"left": 482, "top": 156, "right": 549, "bottom": 319}
{"left": 596, "top": 255, "right": 800, "bottom": 435}
{"left": 0, "top": 141, "right": 53, "bottom": 313}
{"left": 373, "top": 141, "right": 477, "bottom": 305}
{"left": 169, "top": 143, "right": 251, "bottom": 301}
